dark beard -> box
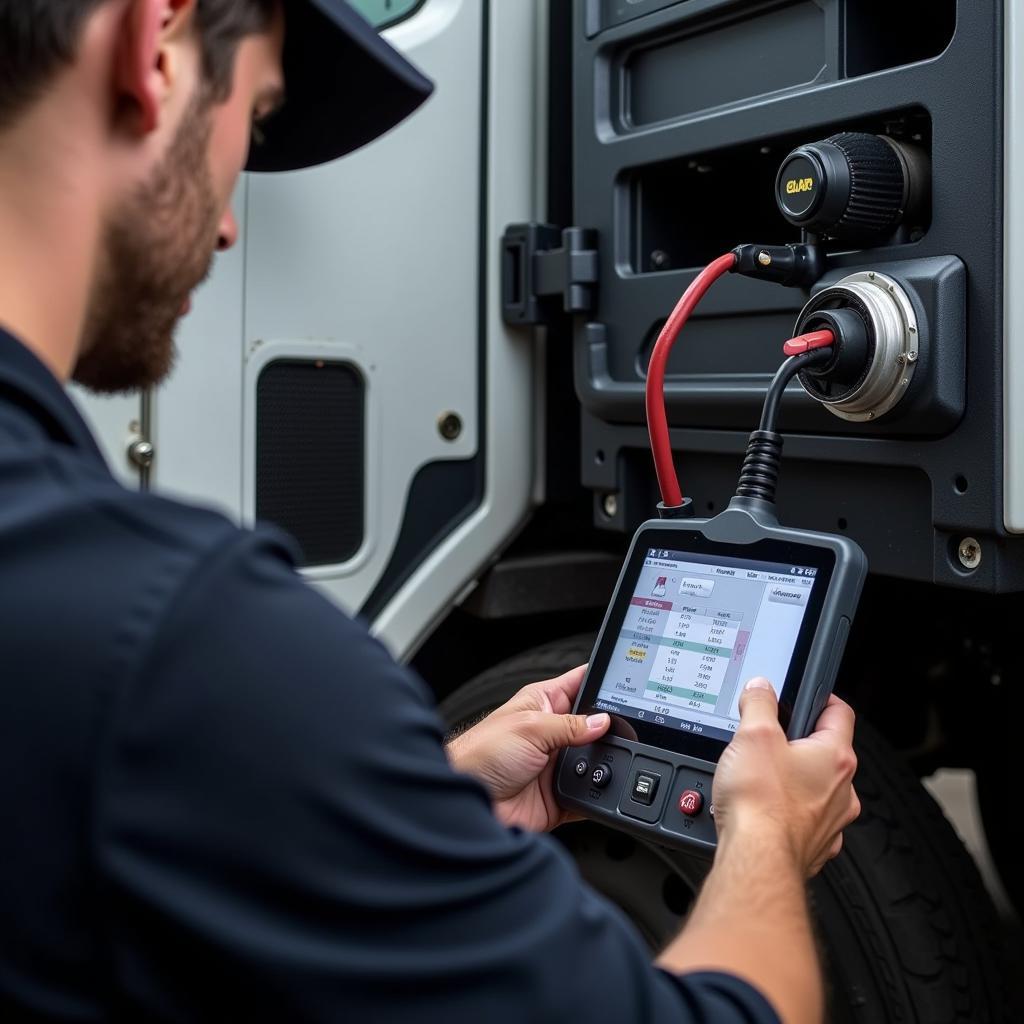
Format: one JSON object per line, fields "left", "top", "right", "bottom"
{"left": 74, "top": 97, "right": 220, "bottom": 394}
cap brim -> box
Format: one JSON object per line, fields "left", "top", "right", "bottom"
{"left": 245, "top": 0, "right": 434, "bottom": 173}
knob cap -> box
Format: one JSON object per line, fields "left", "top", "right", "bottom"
{"left": 776, "top": 132, "right": 908, "bottom": 241}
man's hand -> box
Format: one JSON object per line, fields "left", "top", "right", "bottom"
{"left": 713, "top": 677, "right": 860, "bottom": 877}
{"left": 446, "top": 666, "right": 610, "bottom": 832}
{"left": 658, "top": 680, "right": 860, "bottom": 1024}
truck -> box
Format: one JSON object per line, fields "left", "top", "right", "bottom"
{"left": 76, "top": 0, "right": 1019, "bottom": 1018}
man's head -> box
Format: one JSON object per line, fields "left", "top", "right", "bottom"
{"left": 0, "top": 0, "right": 430, "bottom": 393}
{"left": 0, "top": 0, "right": 285, "bottom": 393}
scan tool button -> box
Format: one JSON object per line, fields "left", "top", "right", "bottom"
{"left": 679, "top": 789, "right": 704, "bottom": 817}
{"left": 591, "top": 763, "right": 613, "bottom": 789}
{"left": 573, "top": 757, "right": 589, "bottom": 778}
{"left": 631, "top": 771, "right": 660, "bottom": 806}
{"left": 619, "top": 756, "right": 672, "bottom": 822}
{"left": 767, "top": 585, "right": 808, "bottom": 607}
{"left": 679, "top": 577, "right": 715, "bottom": 598}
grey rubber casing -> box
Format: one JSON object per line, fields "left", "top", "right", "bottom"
{"left": 555, "top": 497, "right": 867, "bottom": 854}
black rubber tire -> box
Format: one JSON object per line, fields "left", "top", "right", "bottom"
{"left": 439, "top": 635, "right": 1014, "bottom": 1024}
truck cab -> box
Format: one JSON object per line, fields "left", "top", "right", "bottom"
{"left": 76, "top": 1, "right": 1020, "bottom": 1018}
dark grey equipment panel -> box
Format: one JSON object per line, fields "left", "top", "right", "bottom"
{"left": 572, "top": 0, "right": 1016, "bottom": 591}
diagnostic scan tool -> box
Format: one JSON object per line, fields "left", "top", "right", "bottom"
{"left": 555, "top": 509, "right": 865, "bottom": 854}
{"left": 556, "top": 248, "right": 868, "bottom": 853}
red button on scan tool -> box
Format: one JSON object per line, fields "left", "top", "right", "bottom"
{"left": 679, "top": 789, "right": 704, "bottom": 817}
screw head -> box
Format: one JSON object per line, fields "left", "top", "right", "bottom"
{"left": 958, "top": 537, "right": 982, "bottom": 570}
{"left": 757, "top": 250, "right": 772, "bottom": 266}
{"left": 127, "top": 439, "right": 154, "bottom": 469}
{"left": 438, "top": 412, "right": 463, "bottom": 441}
{"left": 602, "top": 493, "right": 619, "bottom": 518}
{"left": 897, "top": 354, "right": 906, "bottom": 365}
{"left": 907, "top": 350, "right": 918, "bottom": 362}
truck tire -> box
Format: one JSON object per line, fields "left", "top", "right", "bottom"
{"left": 439, "top": 635, "right": 1013, "bottom": 1023}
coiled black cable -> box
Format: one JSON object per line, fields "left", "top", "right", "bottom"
{"left": 736, "top": 349, "right": 834, "bottom": 504}
{"left": 736, "top": 431, "right": 785, "bottom": 502}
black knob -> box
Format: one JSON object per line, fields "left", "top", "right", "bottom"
{"left": 776, "top": 133, "right": 924, "bottom": 242}
{"left": 590, "top": 763, "right": 613, "bottom": 789}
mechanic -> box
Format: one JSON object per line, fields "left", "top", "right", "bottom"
{"left": 0, "top": 2, "right": 860, "bottom": 1021}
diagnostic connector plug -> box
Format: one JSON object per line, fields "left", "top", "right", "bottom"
{"left": 731, "top": 243, "right": 824, "bottom": 289}
{"left": 793, "top": 271, "right": 919, "bottom": 422}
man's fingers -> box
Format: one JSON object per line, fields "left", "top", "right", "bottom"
{"left": 809, "top": 834, "right": 844, "bottom": 878}
{"left": 495, "top": 666, "right": 587, "bottom": 718}
{"left": 525, "top": 709, "right": 610, "bottom": 753}
{"left": 809, "top": 694, "right": 856, "bottom": 744}
{"left": 534, "top": 665, "right": 588, "bottom": 714}
{"left": 736, "top": 677, "right": 782, "bottom": 732}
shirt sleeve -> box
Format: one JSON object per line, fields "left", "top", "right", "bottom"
{"left": 96, "top": 529, "right": 780, "bottom": 1024}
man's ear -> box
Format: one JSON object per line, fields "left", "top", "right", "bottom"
{"left": 114, "top": 0, "right": 196, "bottom": 135}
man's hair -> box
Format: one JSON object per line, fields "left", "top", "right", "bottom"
{"left": 0, "top": 0, "right": 275, "bottom": 130}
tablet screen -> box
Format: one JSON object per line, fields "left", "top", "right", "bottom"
{"left": 592, "top": 547, "right": 820, "bottom": 746}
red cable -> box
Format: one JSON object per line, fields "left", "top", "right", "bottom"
{"left": 646, "top": 252, "right": 737, "bottom": 508}
{"left": 782, "top": 329, "right": 834, "bottom": 357}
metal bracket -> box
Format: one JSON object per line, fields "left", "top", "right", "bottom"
{"left": 501, "top": 223, "right": 598, "bottom": 325}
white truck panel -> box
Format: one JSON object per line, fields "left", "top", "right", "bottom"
{"left": 370, "top": 0, "right": 543, "bottom": 658}
{"left": 242, "top": 0, "right": 483, "bottom": 618}
{"left": 149, "top": 189, "right": 249, "bottom": 518}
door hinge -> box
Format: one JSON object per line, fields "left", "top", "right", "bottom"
{"left": 501, "top": 223, "right": 598, "bottom": 326}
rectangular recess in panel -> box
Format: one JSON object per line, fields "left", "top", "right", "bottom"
{"left": 638, "top": 312, "right": 802, "bottom": 378}
{"left": 595, "top": 0, "right": 694, "bottom": 36}
{"left": 632, "top": 450, "right": 934, "bottom": 576}
{"left": 844, "top": 0, "right": 955, "bottom": 78}
{"left": 622, "top": 1, "right": 828, "bottom": 128}
{"left": 626, "top": 107, "right": 931, "bottom": 273}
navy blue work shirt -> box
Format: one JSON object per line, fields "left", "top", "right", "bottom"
{"left": 0, "top": 327, "right": 779, "bottom": 1023}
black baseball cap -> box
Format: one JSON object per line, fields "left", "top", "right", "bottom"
{"left": 245, "top": 0, "right": 434, "bottom": 173}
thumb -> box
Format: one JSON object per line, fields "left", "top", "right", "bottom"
{"left": 529, "top": 711, "right": 611, "bottom": 753}
{"left": 737, "top": 677, "right": 781, "bottom": 730}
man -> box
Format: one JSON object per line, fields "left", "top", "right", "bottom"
{"left": 0, "top": 2, "right": 860, "bottom": 1021}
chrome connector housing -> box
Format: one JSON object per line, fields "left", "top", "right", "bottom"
{"left": 796, "top": 270, "right": 919, "bottom": 422}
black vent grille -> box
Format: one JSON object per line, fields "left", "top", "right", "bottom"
{"left": 255, "top": 359, "right": 365, "bottom": 567}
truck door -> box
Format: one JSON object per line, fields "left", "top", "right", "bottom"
{"left": 77, "top": 0, "right": 543, "bottom": 659}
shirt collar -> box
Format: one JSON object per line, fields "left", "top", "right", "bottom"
{"left": 0, "top": 326, "right": 109, "bottom": 467}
